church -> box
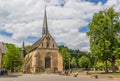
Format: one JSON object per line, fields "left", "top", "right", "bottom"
{"left": 23, "top": 7, "right": 63, "bottom": 73}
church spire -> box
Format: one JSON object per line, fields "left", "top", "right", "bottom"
{"left": 22, "top": 41, "right": 25, "bottom": 50}
{"left": 42, "top": 6, "right": 49, "bottom": 36}
{"left": 21, "top": 41, "right": 26, "bottom": 58}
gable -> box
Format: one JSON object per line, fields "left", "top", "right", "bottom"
{"left": 38, "top": 33, "right": 59, "bottom": 49}
{"left": 29, "top": 33, "right": 59, "bottom": 52}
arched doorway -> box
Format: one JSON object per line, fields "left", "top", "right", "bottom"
{"left": 45, "top": 55, "right": 51, "bottom": 68}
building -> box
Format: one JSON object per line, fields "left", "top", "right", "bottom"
{"left": 0, "top": 42, "right": 7, "bottom": 70}
{"left": 23, "top": 7, "right": 63, "bottom": 73}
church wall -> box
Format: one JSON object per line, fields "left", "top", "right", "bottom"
{"left": 26, "top": 48, "right": 63, "bottom": 73}
{"left": 58, "top": 53, "right": 63, "bottom": 71}
{"left": 32, "top": 50, "right": 39, "bottom": 73}
{"left": 24, "top": 39, "right": 63, "bottom": 73}
{"left": 26, "top": 50, "right": 38, "bottom": 73}
{"left": 37, "top": 49, "right": 59, "bottom": 72}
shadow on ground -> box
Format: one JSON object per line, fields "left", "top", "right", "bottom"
{"left": 0, "top": 74, "right": 22, "bottom": 78}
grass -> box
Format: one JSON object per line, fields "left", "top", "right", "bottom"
{"left": 90, "top": 71, "right": 120, "bottom": 75}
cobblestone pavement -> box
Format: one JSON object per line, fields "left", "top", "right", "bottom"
{"left": 0, "top": 73, "right": 119, "bottom": 81}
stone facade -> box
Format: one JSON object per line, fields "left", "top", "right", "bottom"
{"left": 23, "top": 8, "right": 63, "bottom": 73}
{"left": 0, "top": 42, "right": 7, "bottom": 70}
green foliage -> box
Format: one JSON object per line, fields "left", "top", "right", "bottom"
{"left": 116, "top": 59, "right": 120, "bottom": 66}
{"left": 70, "top": 69, "right": 83, "bottom": 73}
{"left": 71, "top": 57, "right": 77, "bottom": 68}
{"left": 25, "top": 45, "right": 31, "bottom": 52}
{"left": 90, "top": 71, "right": 120, "bottom": 75}
{"left": 59, "top": 46, "right": 70, "bottom": 69}
{"left": 69, "top": 49, "right": 91, "bottom": 67}
{"left": 87, "top": 7, "right": 120, "bottom": 72}
{"left": 78, "top": 56, "right": 91, "bottom": 69}
{"left": 59, "top": 45, "right": 92, "bottom": 70}
{"left": 94, "top": 61, "right": 112, "bottom": 68}
{"left": 3, "top": 43, "right": 23, "bottom": 71}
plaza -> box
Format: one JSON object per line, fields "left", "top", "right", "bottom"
{"left": 0, "top": 73, "right": 119, "bottom": 81}
{"left": 0, "top": 1, "right": 120, "bottom": 81}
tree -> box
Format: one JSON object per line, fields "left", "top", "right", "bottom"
{"left": 69, "top": 49, "right": 91, "bottom": 67}
{"left": 78, "top": 56, "right": 91, "bottom": 70}
{"left": 116, "top": 59, "right": 120, "bottom": 70}
{"left": 71, "top": 57, "right": 77, "bottom": 68}
{"left": 87, "top": 7, "right": 120, "bottom": 72}
{"left": 3, "top": 43, "right": 23, "bottom": 72}
{"left": 94, "top": 61, "right": 111, "bottom": 69}
{"left": 25, "top": 45, "right": 31, "bottom": 52}
{"left": 59, "top": 46, "right": 70, "bottom": 69}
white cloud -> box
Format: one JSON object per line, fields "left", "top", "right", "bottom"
{"left": 0, "top": 34, "right": 32, "bottom": 47}
{"left": 0, "top": 0, "right": 120, "bottom": 51}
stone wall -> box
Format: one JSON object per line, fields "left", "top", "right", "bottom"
{"left": 24, "top": 48, "right": 63, "bottom": 73}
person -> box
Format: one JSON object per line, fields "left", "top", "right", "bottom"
{"left": 0, "top": 70, "right": 4, "bottom": 75}
{"left": 86, "top": 71, "right": 89, "bottom": 75}
{"left": 74, "top": 71, "right": 78, "bottom": 77}
{"left": 65, "top": 71, "right": 69, "bottom": 76}
{"left": 62, "top": 71, "right": 65, "bottom": 75}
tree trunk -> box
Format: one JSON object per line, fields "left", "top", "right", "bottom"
{"left": 105, "top": 60, "right": 108, "bottom": 73}
{"left": 111, "top": 58, "right": 116, "bottom": 72}
{"left": 104, "top": 40, "right": 108, "bottom": 73}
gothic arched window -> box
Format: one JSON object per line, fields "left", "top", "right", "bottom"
{"left": 45, "top": 55, "right": 51, "bottom": 68}
{"left": 46, "top": 37, "right": 50, "bottom": 48}
{"left": 42, "top": 43, "right": 43, "bottom": 47}
{"left": 53, "top": 44, "right": 54, "bottom": 48}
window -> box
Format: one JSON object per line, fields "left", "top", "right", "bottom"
{"left": 45, "top": 55, "right": 51, "bottom": 68}
{"left": 42, "top": 43, "right": 43, "bottom": 47}
{"left": 47, "top": 42, "right": 49, "bottom": 48}
{"left": 46, "top": 37, "right": 50, "bottom": 48}
{"left": 53, "top": 44, "right": 54, "bottom": 48}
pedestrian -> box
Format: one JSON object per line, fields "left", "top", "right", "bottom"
{"left": 74, "top": 71, "right": 78, "bottom": 77}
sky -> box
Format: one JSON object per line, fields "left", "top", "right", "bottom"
{"left": 0, "top": 0, "right": 120, "bottom": 52}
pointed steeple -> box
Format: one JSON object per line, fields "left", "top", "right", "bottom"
{"left": 42, "top": 6, "right": 49, "bottom": 36}
{"left": 21, "top": 41, "right": 26, "bottom": 58}
{"left": 22, "top": 41, "right": 25, "bottom": 50}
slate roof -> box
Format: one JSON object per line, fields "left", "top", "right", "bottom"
{"left": 29, "top": 36, "right": 43, "bottom": 52}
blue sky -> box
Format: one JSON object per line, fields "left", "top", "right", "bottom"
{"left": 0, "top": 29, "right": 13, "bottom": 37}
{"left": 0, "top": 0, "right": 119, "bottom": 51}
{"left": 85, "top": 0, "right": 107, "bottom": 4}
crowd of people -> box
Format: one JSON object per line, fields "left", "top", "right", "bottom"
{"left": 0, "top": 69, "right": 7, "bottom": 75}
